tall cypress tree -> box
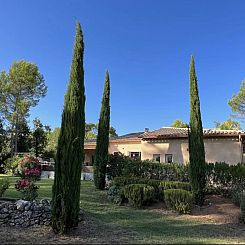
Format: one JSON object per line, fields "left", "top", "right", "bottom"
{"left": 189, "top": 55, "right": 206, "bottom": 206}
{"left": 94, "top": 71, "right": 110, "bottom": 190}
{"left": 52, "top": 22, "right": 85, "bottom": 234}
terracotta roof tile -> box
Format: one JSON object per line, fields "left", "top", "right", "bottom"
{"left": 141, "top": 127, "right": 245, "bottom": 139}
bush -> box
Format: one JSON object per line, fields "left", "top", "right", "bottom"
{"left": 107, "top": 153, "right": 189, "bottom": 181}
{"left": 0, "top": 178, "right": 10, "bottom": 197}
{"left": 160, "top": 181, "right": 191, "bottom": 191}
{"left": 112, "top": 176, "right": 147, "bottom": 187}
{"left": 122, "top": 184, "right": 155, "bottom": 207}
{"left": 239, "top": 192, "right": 245, "bottom": 223}
{"left": 164, "top": 189, "right": 193, "bottom": 214}
{"left": 4, "top": 155, "right": 23, "bottom": 175}
{"left": 15, "top": 156, "right": 41, "bottom": 201}
{"left": 206, "top": 162, "right": 245, "bottom": 197}
{"left": 107, "top": 185, "right": 122, "bottom": 204}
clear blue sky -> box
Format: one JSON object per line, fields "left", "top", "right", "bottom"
{"left": 1, "top": 0, "right": 245, "bottom": 135}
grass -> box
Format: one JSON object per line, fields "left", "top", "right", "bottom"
{"left": 1, "top": 175, "right": 245, "bottom": 244}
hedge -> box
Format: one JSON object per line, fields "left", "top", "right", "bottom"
{"left": 122, "top": 184, "right": 155, "bottom": 207}
{"left": 164, "top": 189, "right": 193, "bottom": 214}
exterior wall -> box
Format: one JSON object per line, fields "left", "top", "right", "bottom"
{"left": 84, "top": 136, "right": 242, "bottom": 166}
{"left": 84, "top": 149, "right": 95, "bottom": 165}
{"left": 141, "top": 137, "right": 242, "bottom": 165}
{"left": 108, "top": 141, "right": 141, "bottom": 156}
{"left": 141, "top": 139, "right": 189, "bottom": 164}
{"left": 204, "top": 137, "right": 242, "bottom": 165}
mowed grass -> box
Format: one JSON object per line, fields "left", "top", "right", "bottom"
{"left": 1, "top": 175, "right": 245, "bottom": 244}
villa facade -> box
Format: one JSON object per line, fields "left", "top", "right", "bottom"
{"left": 84, "top": 127, "right": 245, "bottom": 166}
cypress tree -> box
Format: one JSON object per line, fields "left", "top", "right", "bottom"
{"left": 52, "top": 22, "right": 85, "bottom": 234}
{"left": 94, "top": 71, "right": 110, "bottom": 190}
{"left": 189, "top": 55, "right": 206, "bottom": 206}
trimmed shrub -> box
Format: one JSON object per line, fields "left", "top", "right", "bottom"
{"left": 107, "top": 185, "right": 122, "bottom": 204}
{"left": 122, "top": 184, "right": 155, "bottom": 207}
{"left": 160, "top": 181, "right": 191, "bottom": 191}
{"left": 112, "top": 177, "right": 147, "bottom": 187}
{"left": 0, "top": 178, "right": 10, "bottom": 197}
{"left": 107, "top": 153, "right": 189, "bottom": 181}
{"left": 164, "top": 189, "right": 193, "bottom": 214}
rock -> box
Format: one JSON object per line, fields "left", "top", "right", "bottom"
{"left": 1, "top": 208, "right": 9, "bottom": 214}
{"left": 24, "top": 203, "right": 31, "bottom": 211}
{"left": 0, "top": 213, "right": 9, "bottom": 219}
{"left": 16, "top": 200, "right": 29, "bottom": 210}
{"left": 44, "top": 221, "right": 50, "bottom": 226}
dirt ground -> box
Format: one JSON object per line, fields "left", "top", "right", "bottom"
{"left": 0, "top": 195, "right": 242, "bottom": 244}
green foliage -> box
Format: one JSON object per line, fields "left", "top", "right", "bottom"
{"left": 15, "top": 156, "right": 41, "bottom": 201}
{"left": 206, "top": 162, "right": 245, "bottom": 202}
{"left": 164, "top": 189, "right": 193, "bottom": 214}
{"left": 85, "top": 122, "right": 117, "bottom": 140}
{"left": 31, "top": 118, "right": 50, "bottom": 157}
{"left": 107, "top": 185, "right": 122, "bottom": 204}
{"left": 107, "top": 153, "right": 189, "bottom": 181}
{"left": 228, "top": 80, "right": 245, "bottom": 118}
{"left": 170, "top": 119, "right": 188, "bottom": 128}
{"left": 17, "top": 120, "right": 32, "bottom": 153}
{"left": 52, "top": 22, "right": 85, "bottom": 234}
{"left": 239, "top": 192, "right": 245, "bottom": 223}
{"left": 0, "top": 60, "right": 47, "bottom": 156}
{"left": 4, "top": 155, "right": 23, "bottom": 175}
{"left": 214, "top": 119, "right": 241, "bottom": 130}
{"left": 189, "top": 56, "right": 206, "bottom": 206}
{"left": 160, "top": 181, "right": 191, "bottom": 191}
{"left": 44, "top": 127, "right": 60, "bottom": 158}
{"left": 122, "top": 184, "right": 155, "bottom": 207}
{"left": 94, "top": 71, "right": 110, "bottom": 190}
{"left": 0, "top": 178, "right": 10, "bottom": 197}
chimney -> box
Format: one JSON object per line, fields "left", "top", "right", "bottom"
{"left": 144, "top": 128, "right": 149, "bottom": 133}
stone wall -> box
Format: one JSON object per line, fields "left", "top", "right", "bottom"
{"left": 0, "top": 199, "right": 84, "bottom": 227}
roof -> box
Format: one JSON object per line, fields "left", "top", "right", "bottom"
{"left": 84, "top": 132, "right": 144, "bottom": 145}
{"left": 141, "top": 127, "right": 245, "bottom": 139}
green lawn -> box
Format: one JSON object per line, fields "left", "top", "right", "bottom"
{"left": 1, "top": 175, "right": 245, "bottom": 244}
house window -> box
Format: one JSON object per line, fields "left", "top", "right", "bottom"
{"left": 113, "top": 152, "right": 119, "bottom": 156}
{"left": 130, "top": 152, "right": 141, "bottom": 159}
{"left": 153, "top": 154, "right": 161, "bottom": 163}
{"left": 165, "top": 154, "right": 173, "bottom": 163}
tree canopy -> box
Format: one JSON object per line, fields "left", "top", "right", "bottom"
{"left": 214, "top": 119, "right": 241, "bottom": 130}
{"left": 170, "top": 119, "right": 188, "bottom": 128}
{"left": 0, "top": 60, "right": 47, "bottom": 155}
{"left": 228, "top": 80, "right": 245, "bottom": 118}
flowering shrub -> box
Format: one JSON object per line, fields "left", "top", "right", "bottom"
{"left": 15, "top": 156, "right": 41, "bottom": 201}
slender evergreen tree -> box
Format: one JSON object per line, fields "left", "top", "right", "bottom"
{"left": 94, "top": 71, "right": 110, "bottom": 190}
{"left": 52, "top": 22, "right": 85, "bottom": 234}
{"left": 188, "top": 55, "right": 206, "bottom": 206}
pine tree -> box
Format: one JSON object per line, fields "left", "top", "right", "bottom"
{"left": 94, "top": 71, "right": 110, "bottom": 190}
{"left": 51, "top": 22, "right": 85, "bottom": 234}
{"left": 189, "top": 55, "right": 206, "bottom": 206}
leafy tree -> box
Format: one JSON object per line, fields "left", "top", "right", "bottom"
{"left": 188, "top": 56, "right": 206, "bottom": 206}
{"left": 44, "top": 127, "right": 60, "bottom": 158}
{"left": 215, "top": 119, "right": 241, "bottom": 130}
{"left": 228, "top": 80, "right": 245, "bottom": 118}
{"left": 94, "top": 71, "right": 110, "bottom": 190}
{"left": 31, "top": 118, "right": 51, "bottom": 157}
{"left": 52, "top": 22, "right": 85, "bottom": 234}
{"left": 170, "top": 119, "right": 188, "bottom": 128}
{"left": 17, "top": 120, "right": 31, "bottom": 153}
{"left": 85, "top": 122, "right": 117, "bottom": 139}
{"left": 0, "top": 61, "right": 47, "bottom": 156}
